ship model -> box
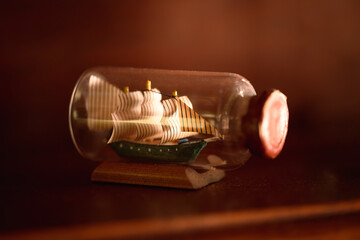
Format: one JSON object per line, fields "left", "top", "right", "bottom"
{"left": 87, "top": 76, "right": 223, "bottom": 163}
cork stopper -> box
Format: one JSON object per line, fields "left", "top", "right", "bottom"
{"left": 242, "top": 90, "right": 289, "bottom": 159}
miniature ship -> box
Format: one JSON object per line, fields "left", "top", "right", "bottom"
{"left": 87, "top": 76, "right": 222, "bottom": 162}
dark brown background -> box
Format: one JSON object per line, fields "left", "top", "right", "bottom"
{"left": 1, "top": 0, "right": 360, "bottom": 237}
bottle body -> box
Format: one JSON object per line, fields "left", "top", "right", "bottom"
{"left": 69, "top": 67, "right": 287, "bottom": 170}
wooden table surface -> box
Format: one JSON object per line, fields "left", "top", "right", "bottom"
{"left": 1, "top": 133, "right": 360, "bottom": 239}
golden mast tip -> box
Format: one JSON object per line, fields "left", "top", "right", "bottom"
{"left": 172, "top": 90, "right": 178, "bottom": 97}
{"left": 123, "top": 86, "right": 129, "bottom": 93}
{"left": 146, "top": 80, "right": 151, "bottom": 90}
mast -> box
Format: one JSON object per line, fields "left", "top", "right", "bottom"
{"left": 160, "top": 97, "right": 182, "bottom": 143}
{"left": 135, "top": 81, "right": 164, "bottom": 141}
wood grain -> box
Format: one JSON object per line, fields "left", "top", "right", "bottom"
{"left": 2, "top": 199, "right": 360, "bottom": 240}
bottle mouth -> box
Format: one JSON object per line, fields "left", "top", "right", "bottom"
{"left": 242, "top": 90, "right": 289, "bottom": 159}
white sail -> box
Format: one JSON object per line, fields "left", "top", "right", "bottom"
{"left": 108, "top": 91, "right": 144, "bottom": 143}
{"left": 87, "top": 75, "right": 121, "bottom": 131}
{"left": 135, "top": 89, "right": 164, "bottom": 141}
{"left": 160, "top": 96, "right": 199, "bottom": 143}
{"left": 177, "top": 96, "right": 198, "bottom": 139}
{"left": 160, "top": 96, "right": 222, "bottom": 144}
{"left": 176, "top": 97, "right": 222, "bottom": 139}
{"left": 178, "top": 96, "right": 192, "bottom": 108}
{"left": 106, "top": 85, "right": 222, "bottom": 144}
{"left": 160, "top": 98, "right": 181, "bottom": 143}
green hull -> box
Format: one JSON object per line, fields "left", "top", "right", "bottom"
{"left": 109, "top": 140, "right": 207, "bottom": 163}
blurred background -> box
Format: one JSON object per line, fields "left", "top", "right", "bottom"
{"left": 1, "top": 0, "right": 360, "bottom": 235}
{"left": 1, "top": 0, "right": 360, "bottom": 179}
{"left": 1, "top": 0, "right": 359, "bottom": 158}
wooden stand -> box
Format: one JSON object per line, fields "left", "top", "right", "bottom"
{"left": 91, "top": 161, "right": 225, "bottom": 189}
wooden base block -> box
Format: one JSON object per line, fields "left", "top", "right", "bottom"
{"left": 91, "top": 161, "right": 225, "bottom": 189}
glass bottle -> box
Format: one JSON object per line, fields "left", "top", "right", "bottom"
{"left": 69, "top": 67, "right": 289, "bottom": 170}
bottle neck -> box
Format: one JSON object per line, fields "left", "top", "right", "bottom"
{"left": 228, "top": 94, "right": 253, "bottom": 148}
